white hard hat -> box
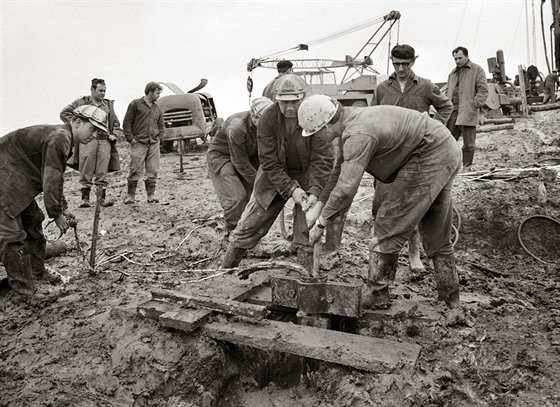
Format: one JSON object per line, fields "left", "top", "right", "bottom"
{"left": 298, "top": 94, "right": 338, "bottom": 137}
{"left": 72, "top": 105, "right": 108, "bottom": 132}
{"left": 274, "top": 74, "right": 307, "bottom": 101}
{"left": 250, "top": 97, "right": 273, "bottom": 117}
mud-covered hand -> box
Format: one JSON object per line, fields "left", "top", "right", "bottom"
{"left": 291, "top": 187, "right": 309, "bottom": 207}
{"left": 306, "top": 201, "right": 325, "bottom": 228}
{"left": 54, "top": 214, "right": 70, "bottom": 235}
{"left": 301, "top": 194, "right": 317, "bottom": 212}
{"left": 309, "top": 221, "right": 325, "bottom": 245}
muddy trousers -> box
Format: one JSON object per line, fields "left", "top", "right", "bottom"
{"left": 127, "top": 140, "right": 160, "bottom": 183}
{"left": 0, "top": 200, "right": 46, "bottom": 295}
{"left": 222, "top": 192, "right": 311, "bottom": 269}
{"left": 543, "top": 85, "right": 557, "bottom": 104}
{"left": 79, "top": 138, "right": 111, "bottom": 189}
{"left": 447, "top": 111, "right": 476, "bottom": 167}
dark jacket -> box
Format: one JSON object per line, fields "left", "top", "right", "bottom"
{"left": 0, "top": 124, "right": 72, "bottom": 219}
{"left": 254, "top": 103, "right": 333, "bottom": 210}
{"left": 59, "top": 96, "right": 121, "bottom": 172}
{"left": 122, "top": 97, "right": 164, "bottom": 144}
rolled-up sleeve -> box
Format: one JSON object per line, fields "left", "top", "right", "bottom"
{"left": 321, "top": 133, "right": 377, "bottom": 220}
{"left": 430, "top": 84, "right": 453, "bottom": 125}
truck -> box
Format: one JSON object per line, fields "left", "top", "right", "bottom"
{"left": 246, "top": 10, "right": 401, "bottom": 107}
{"left": 157, "top": 80, "right": 221, "bottom": 153}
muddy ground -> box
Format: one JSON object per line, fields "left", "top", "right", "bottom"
{"left": 1, "top": 108, "right": 560, "bottom": 407}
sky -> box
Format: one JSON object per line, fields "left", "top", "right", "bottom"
{"left": 0, "top": 0, "right": 556, "bottom": 134}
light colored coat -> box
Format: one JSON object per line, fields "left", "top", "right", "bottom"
{"left": 446, "top": 60, "right": 488, "bottom": 126}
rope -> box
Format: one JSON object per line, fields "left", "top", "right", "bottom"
{"left": 517, "top": 215, "right": 560, "bottom": 264}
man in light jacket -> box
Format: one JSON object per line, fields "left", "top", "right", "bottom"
{"left": 446, "top": 46, "right": 488, "bottom": 170}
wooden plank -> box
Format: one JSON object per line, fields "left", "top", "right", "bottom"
{"left": 137, "top": 300, "right": 177, "bottom": 320}
{"left": 151, "top": 288, "right": 267, "bottom": 320}
{"left": 203, "top": 319, "right": 421, "bottom": 373}
{"left": 159, "top": 308, "right": 213, "bottom": 332}
{"left": 362, "top": 300, "right": 441, "bottom": 322}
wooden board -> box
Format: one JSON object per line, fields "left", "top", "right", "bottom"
{"left": 362, "top": 300, "right": 441, "bottom": 322}
{"left": 203, "top": 319, "right": 421, "bottom": 373}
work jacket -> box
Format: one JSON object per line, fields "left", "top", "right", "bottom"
{"left": 0, "top": 124, "right": 72, "bottom": 219}
{"left": 123, "top": 97, "right": 164, "bottom": 145}
{"left": 446, "top": 60, "right": 489, "bottom": 126}
{"left": 375, "top": 71, "right": 453, "bottom": 125}
{"left": 59, "top": 95, "right": 121, "bottom": 172}
{"left": 254, "top": 103, "right": 333, "bottom": 210}
{"left": 319, "top": 106, "right": 452, "bottom": 220}
{"left": 207, "top": 111, "right": 259, "bottom": 185}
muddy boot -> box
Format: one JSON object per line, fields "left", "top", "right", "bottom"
{"left": 363, "top": 252, "right": 399, "bottom": 310}
{"left": 432, "top": 255, "right": 460, "bottom": 308}
{"left": 124, "top": 180, "right": 138, "bottom": 204}
{"left": 408, "top": 228, "right": 425, "bottom": 274}
{"left": 221, "top": 245, "right": 247, "bottom": 269}
{"left": 25, "top": 239, "right": 62, "bottom": 285}
{"left": 1, "top": 244, "right": 35, "bottom": 297}
{"left": 462, "top": 150, "right": 474, "bottom": 168}
{"left": 99, "top": 189, "right": 114, "bottom": 207}
{"left": 145, "top": 180, "right": 159, "bottom": 203}
{"left": 79, "top": 187, "right": 92, "bottom": 208}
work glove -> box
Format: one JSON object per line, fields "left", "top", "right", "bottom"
{"left": 309, "top": 220, "right": 325, "bottom": 245}
{"left": 306, "top": 201, "right": 325, "bottom": 228}
{"left": 291, "top": 187, "right": 309, "bottom": 207}
{"left": 302, "top": 194, "right": 317, "bottom": 212}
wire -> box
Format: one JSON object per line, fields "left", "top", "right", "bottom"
{"left": 517, "top": 215, "right": 560, "bottom": 264}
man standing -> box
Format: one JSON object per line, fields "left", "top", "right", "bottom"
{"left": 0, "top": 105, "right": 107, "bottom": 300}
{"left": 208, "top": 97, "right": 273, "bottom": 239}
{"left": 299, "top": 95, "right": 462, "bottom": 308}
{"left": 542, "top": 69, "right": 559, "bottom": 104}
{"left": 446, "top": 46, "right": 488, "bottom": 170}
{"left": 60, "top": 78, "right": 121, "bottom": 207}
{"left": 123, "top": 81, "right": 164, "bottom": 204}
{"left": 373, "top": 44, "right": 453, "bottom": 274}
{"left": 221, "top": 74, "right": 333, "bottom": 269}
{"left": 262, "top": 60, "right": 293, "bottom": 100}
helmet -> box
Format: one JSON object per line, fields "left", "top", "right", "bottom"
{"left": 72, "top": 105, "right": 108, "bottom": 133}
{"left": 274, "top": 74, "right": 307, "bottom": 101}
{"left": 298, "top": 94, "right": 338, "bottom": 137}
{"left": 250, "top": 97, "right": 273, "bottom": 117}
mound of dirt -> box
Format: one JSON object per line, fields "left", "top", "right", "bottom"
{"left": 1, "top": 109, "right": 560, "bottom": 406}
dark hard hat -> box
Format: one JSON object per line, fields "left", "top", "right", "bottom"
{"left": 277, "top": 60, "right": 293, "bottom": 70}
{"left": 391, "top": 44, "right": 415, "bottom": 59}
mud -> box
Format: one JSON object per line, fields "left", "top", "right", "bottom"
{"left": 1, "top": 109, "right": 560, "bottom": 406}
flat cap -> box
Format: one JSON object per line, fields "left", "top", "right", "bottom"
{"left": 277, "top": 60, "right": 293, "bottom": 70}
{"left": 391, "top": 44, "right": 415, "bottom": 59}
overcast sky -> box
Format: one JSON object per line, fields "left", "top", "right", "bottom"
{"left": 0, "top": 0, "right": 555, "bottom": 134}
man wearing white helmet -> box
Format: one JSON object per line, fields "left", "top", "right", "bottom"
{"left": 207, "top": 97, "right": 273, "bottom": 240}
{"left": 0, "top": 105, "right": 107, "bottom": 301}
{"left": 221, "top": 75, "right": 333, "bottom": 269}
{"left": 299, "top": 94, "right": 462, "bottom": 308}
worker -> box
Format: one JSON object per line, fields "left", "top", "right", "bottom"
{"left": 446, "top": 46, "right": 489, "bottom": 171}
{"left": 262, "top": 60, "right": 293, "bottom": 100}
{"left": 123, "top": 81, "right": 164, "bottom": 204}
{"left": 373, "top": 44, "right": 453, "bottom": 274}
{"left": 299, "top": 94, "right": 462, "bottom": 308}
{"left": 207, "top": 97, "right": 274, "bottom": 241}
{"left": 0, "top": 105, "right": 108, "bottom": 300}
{"left": 60, "top": 78, "right": 122, "bottom": 208}
{"left": 221, "top": 74, "right": 333, "bottom": 269}
{"left": 543, "top": 69, "right": 559, "bottom": 104}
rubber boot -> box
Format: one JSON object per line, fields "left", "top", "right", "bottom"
{"left": 124, "top": 180, "right": 138, "bottom": 204}
{"left": 99, "top": 189, "right": 114, "bottom": 207}
{"left": 25, "top": 239, "right": 61, "bottom": 284}
{"left": 462, "top": 150, "right": 475, "bottom": 168}
{"left": 408, "top": 227, "right": 425, "bottom": 274}
{"left": 79, "top": 187, "right": 92, "bottom": 208}
{"left": 221, "top": 245, "right": 247, "bottom": 269}
{"left": 432, "top": 255, "right": 460, "bottom": 308}
{"left": 363, "top": 252, "right": 399, "bottom": 310}
{"left": 1, "top": 244, "right": 35, "bottom": 297}
{"left": 145, "top": 180, "right": 159, "bottom": 203}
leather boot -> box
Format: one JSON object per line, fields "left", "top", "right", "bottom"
{"left": 1, "top": 244, "right": 35, "bottom": 297}
{"left": 24, "top": 239, "right": 61, "bottom": 284}
{"left": 363, "top": 252, "right": 399, "bottom": 309}
{"left": 99, "top": 189, "right": 114, "bottom": 207}
{"left": 124, "top": 180, "right": 138, "bottom": 204}
{"left": 221, "top": 245, "right": 247, "bottom": 269}
{"left": 432, "top": 254, "right": 460, "bottom": 308}
{"left": 79, "top": 187, "right": 92, "bottom": 208}
{"left": 145, "top": 180, "right": 159, "bottom": 203}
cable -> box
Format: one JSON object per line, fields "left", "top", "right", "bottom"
{"left": 517, "top": 215, "right": 560, "bottom": 264}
